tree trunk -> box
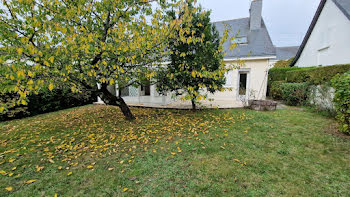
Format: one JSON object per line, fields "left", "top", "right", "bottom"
{"left": 99, "top": 84, "right": 135, "bottom": 120}
{"left": 116, "top": 96, "right": 135, "bottom": 121}
{"left": 191, "top": 99, "right": 196, "bottom": 111}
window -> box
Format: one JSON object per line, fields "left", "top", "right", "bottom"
{"left": 141, "top": 84, "right": 151, "bottom": 96}
{"left": 233, "top": 37, "right": 248, "bottom": 44}
{"left": 239, "top": 73, "right": 247, "bottom": 95}
{"left": 319, "top": 27, "right": 332, "bottom": 50}
{"left": 120, "top": 87, "right": 130, "bottom": 97}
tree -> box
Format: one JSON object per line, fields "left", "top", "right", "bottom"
{"left": 155, "top": 3, "right": 229, "bottom": 110}
{"left": 0, "top": 0, "right": 194, "bottom": 120}
{"left": 274, "top": 58, "right": 294, "bottom": 68}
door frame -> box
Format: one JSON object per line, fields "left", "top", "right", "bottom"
{"left": 237, "top": 68, "right": 251, "bottom": 102}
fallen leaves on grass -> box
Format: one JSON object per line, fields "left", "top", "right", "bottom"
{"left": 0, "top": 105, "right": 245, "bottom": 191}
{"left": 25, "top": 180, "right": 37, "bottom": 184}
{"left": 5, "top": 187, "right": 13, "bottom": 191}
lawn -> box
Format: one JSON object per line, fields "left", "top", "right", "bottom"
{"left": 0, "top": 105, "right": 349, "bottom": 196}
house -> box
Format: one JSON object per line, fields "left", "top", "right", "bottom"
{"left": 291, "top": 0, "right": 350, "bottom": 67}
{"left": 275, "top": 46, "right": 299, "bottom": 61}
{"left": 100, "top": 0, "right": 277, "bottom": 108}
{"left": 269, "top": 46, "right": 299, "bottom": 67}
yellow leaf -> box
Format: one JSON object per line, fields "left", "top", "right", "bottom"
{"left": 5, "top": 187, "right": 13, "bottom": 192}
{"left": 9, "top": 158, "right": 15, "bottom": 163}
{"left": 86, "top": 165, "right": 93, "bottom": 169}
{"left": 123, "top": 188, "right": 128, "bottom": 192}
{"left": 25, "top": 179, "right": 37, "bottom": 184}
{"left": 10, "top": 75, "right": 15, "bottom": 80}
{"left": 49, "top": 84, "right": 54, "bottom": 91}
{"left": 0, "top": 107, "right": 4, "bottom": 113}
{"left": 54, "top": 193, "right": 58, "bottom": 197}
{"left": 171, "top": 152, "right": 176, "bottom": 155}
{"left": 58, "top": 166, "right": 62, "bottom": 170}
{"left": 12, "top": 167, "right": 16, "bottom": 171}
{"left": 49, "top": 56, "right": 54, "bottom": 63}
{"left": 36, "top": 166, "right": 44, "bottom": 172}
{"left": 21, "top": 100, "right": 27, "bottom": 105}
{"left": 8, "top": 173, "right": 14, "bottom": 177}
{"left": 67, "top": 171, "right": 72, "bottom": 176}
{"left": 17, "top": 48, "right": 23, "bottom": 55}
{"left": 0, "top": 170, "right": 6, "bottom": 175}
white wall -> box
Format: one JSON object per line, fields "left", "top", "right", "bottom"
{"left": 121, "top": 58, "right": 271, "bottom": 107}
{"left": 208, "top": 58, "right": 270, "bottom": 101}
{"left": 295, "top": 0, "right": 350, "bottom": 67}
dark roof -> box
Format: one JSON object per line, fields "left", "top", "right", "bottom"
{"left": 333, "top": 0, "right": 350, "bottom": 20}
{"left": 291, "top": 0, "right": 350, "bottom": 67}
{"left": 275, "top": 46, "right": 299, "bottom": 60}
{"left": 213, "top": 17, "right": 276, "bottom": 59}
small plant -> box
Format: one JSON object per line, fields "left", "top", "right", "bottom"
{"left": 332, "top": 72, "right": 350, "bottom": 134}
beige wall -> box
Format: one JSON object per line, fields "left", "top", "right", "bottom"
{"left": 120, "top": 58, "right": 271, "bottom": 107}
{"left": 208, "top": 58, "right": 270, "bottom": 101}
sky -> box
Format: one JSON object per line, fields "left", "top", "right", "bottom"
{"left": 197, "top": 0, "right": 320, "bottom": 47}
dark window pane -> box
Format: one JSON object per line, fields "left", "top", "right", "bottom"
{"left": 239, "top": 73, "right": 247, "bottom": 95}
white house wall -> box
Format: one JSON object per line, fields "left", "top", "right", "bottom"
{"left": 295, "top": 0, "right": 350, "bottom": 67}
{"left": 208, "top": 59, "right": 269, "bottom": 101}
{"left": 120, "top": 58, "right": 270, "bottom": 108}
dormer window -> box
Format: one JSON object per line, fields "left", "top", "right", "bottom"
{"left": 233, "top": 37, "right": 248, "bottom": 44}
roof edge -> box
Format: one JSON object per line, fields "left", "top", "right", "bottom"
{"left": 332, "top": 0, "right": 350, "bottom": 21}
{"left": 290, "top": 0, "right": 327, "bottom": 67}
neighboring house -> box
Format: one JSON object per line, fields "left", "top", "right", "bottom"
{"left": 100, "top": 0, "right": 277, "bottom": 108}
{"left": 270, "top": 46, "right": 299, "bottom": 66}
{"left": 275, "top": 46, "right": 299, "bottom": 61}
{"left": 291, "top": 0, "right": 350, "bottom": 67}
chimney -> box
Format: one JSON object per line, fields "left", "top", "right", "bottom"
{"left": 250, "top": 0, "right": 263, "bottom": 30}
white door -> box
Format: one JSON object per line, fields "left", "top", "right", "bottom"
{"left": 238, "top": 72, "right": 249, "bottom": 102}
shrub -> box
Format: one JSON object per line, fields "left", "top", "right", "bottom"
{"left": 281, "top": 83, "right": 309, "bottom": 106}
{"left": 274, "top": 58, "right": 294, "bottom": 68}
{"left": 286, "top": 64, "right": 350, "bottom": 85}
{"left": 270, "top": 81, "right": 284, "bottom": 100}
{"left": 0, "top": 87, "right": 96, "bottom": 121}
{"left": 268, "top": 67, "right": 305, "bottom": 82}
{"left": 332, "top": 72, "right": 350, "bottom": 134}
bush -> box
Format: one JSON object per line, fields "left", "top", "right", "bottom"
{"left": 286, "top": 64, "right": 350, "bottom": 85}
{"left": 332, "top": 72, "right": 350, "bottom": 134}
{"left": 281, "top": 83, "right": 309, "bottom": 106}
{"left": 268, "top": 67, "right": 305, "bottom": 82}
{"left": 0, "top": 87, "right": 96, "bottom": 121}
{"left": 274, "top": 58, "right": 294, "bottom": 68}
{"left": 270, "top": 81, "right": 284, "bottom": 100}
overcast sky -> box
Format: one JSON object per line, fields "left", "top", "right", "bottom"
{"left": 197, "top": 0, "right": 320, "bottom": 47}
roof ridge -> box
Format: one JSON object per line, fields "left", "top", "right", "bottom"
{"left": 212, "top": 17, "right": 249, "bottom": 24}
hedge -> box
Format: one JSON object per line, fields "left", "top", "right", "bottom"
{"left": 268, "top": 67, "right": 307, "bottom": 82}
{"left": 268, "top": 64, "right": 350, "bottom": 99}
{"left": 332, "top": 72, "right": 350, "bottom": 134}
{"left": 269, "top": 81, "right": 284, "bottom": 100}
{"left": 286, "top": 64, "right": 350, "bottom": 85}
{"left": 0, "top": 87, "right": 96, "bottom": 121}
{"left": 269, "top": 64, "right": 350, "bottom": 85}
{"left": 281, "top": 83, "right": 309, "bottom": 106}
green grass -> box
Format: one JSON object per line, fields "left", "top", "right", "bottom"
{"left": 0, "top": 105, "right": 349, "bottom": 196}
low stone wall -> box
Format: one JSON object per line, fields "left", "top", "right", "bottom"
{"left": 249, "top": 100, "right": 277, "bottom": 111}
{"left": 309, "top": 85, "right": 335, "bottom": 112}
